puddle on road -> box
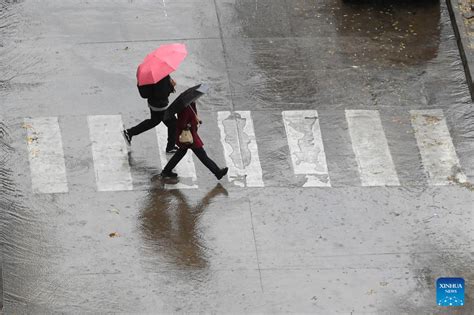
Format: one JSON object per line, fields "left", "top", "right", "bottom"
{"left": 333, "top": 0, "right": 442, "bottom": 67}
{"left": 233, "top": 0, "right": 442, "bottom": 67}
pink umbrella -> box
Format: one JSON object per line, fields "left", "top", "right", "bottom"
{"left": 136, "top": 43, "right": 187, "bottom": 86}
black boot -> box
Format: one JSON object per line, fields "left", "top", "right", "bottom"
{"left": 122, "top": 129, "right": 132, "bottom": 146}
{"left": 160, "top": 170, "right": 178, "bottom": 178}
{"left": 215, "top": 167, "right": 228, "bottom": 180}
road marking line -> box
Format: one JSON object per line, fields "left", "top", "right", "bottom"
{"left": 410, "top": 110, "right": 466, "bottom": 185}
{"left": 346, "top": 110, "right": 400, "bottom": 186}
{"left": 24, "top": 117, "right": 68, "bottom": 194}
{"left": 217, "top": 111, "right": 264, "bottom": 187}
{"left": 156, "top": 123, "right": 198, "bottom": 189}
{"left": 88, "top": 115, "right": 133, "bottom": 191}
{"left": 282, "top": 110, "right": 331, "bottom": 187}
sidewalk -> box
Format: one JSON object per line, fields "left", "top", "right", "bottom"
{"left": 448, "top": 0, "right": 474, "bottom": 100}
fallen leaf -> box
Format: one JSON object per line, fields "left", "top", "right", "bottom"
{"left": 108, "top": 208, "right": 120, "bottom": 215}
{"left": 423, "top": 115, "right": 441, "bottom": 124}
{"left": 27, "top": 136, "right": 38, "bottom": 144}
{"left": 447, "top": 175, "right": 474, "bottom": 191}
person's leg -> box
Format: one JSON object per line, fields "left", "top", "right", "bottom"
{"left": 127, "top": 110, "right": 163, "bottom": 137}
{"left": 192, "top": 147, "right": 220, "bottom": 175}
{"left": 163, "top": 116, "right": 177, "bottom": 151}
{"left": 162, "top": 147, "right": 188, "bottom": 174}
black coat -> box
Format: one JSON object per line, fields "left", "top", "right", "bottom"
{"left": 137, "top": 75, "right": 175, "bottom": 109}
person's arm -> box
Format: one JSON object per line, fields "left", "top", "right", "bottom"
{"left": 189, "top": 103, "right": 202, "bottom": 126}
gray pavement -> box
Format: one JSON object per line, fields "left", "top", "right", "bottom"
{"left": 1, "top": 0, "right": 473, "bottom": 313}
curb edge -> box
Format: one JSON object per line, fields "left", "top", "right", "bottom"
{"left": 446, "top": 0, "right": 474, "bottom": 101}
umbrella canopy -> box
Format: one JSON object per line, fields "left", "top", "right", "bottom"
{"left": 136, "top": 43, "right": 187, "bottom": 86}
{"left": 165, "top": 84, "right": 209, "bottom": 116}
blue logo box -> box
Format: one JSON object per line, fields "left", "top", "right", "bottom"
{"left": 437, "top": 278, "right": 465, "bottom": 306}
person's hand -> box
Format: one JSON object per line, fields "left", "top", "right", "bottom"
{"left": 170, "top": 77, "right": 177, "bottom": 93}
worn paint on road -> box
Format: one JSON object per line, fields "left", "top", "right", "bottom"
{"left": 346, "top": 110, "right": 400, "bottom": 187}
{"left": 411, "top": 109, "right": 467, "bottom": 185}
{"left": 24, "top": 117, "right": 68, "bottom": 194}
{"left": 217, "top": 111, "right": 264, "bottom": 187}
{"left": 88, "top": 115, "right": 133, "bottom": 191}
{"left": 282, "top": 110, "right": 330, "bottom": 187}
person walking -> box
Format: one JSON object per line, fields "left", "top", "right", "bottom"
{"left": 161, "top": 101, "right": 228, "bottom": 179}
{"left": 123, "top": 75, "right": 179, "bottom": 153}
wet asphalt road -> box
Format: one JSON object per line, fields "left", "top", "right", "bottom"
{"left": 1, "top": 0, "right": 474, "bottom": 313}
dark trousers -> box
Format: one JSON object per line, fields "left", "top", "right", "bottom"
{"left": 163, "top": 147, "right": 220, "bottom": 175}
{"left": 127, "top": 109, "right": 177, "bottom": 150}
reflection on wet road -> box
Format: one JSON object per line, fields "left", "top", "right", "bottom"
{"left": 140, "top": 183, "right": 228, "bottom": 270}
{"left": 1, "top": 0, "right": 473, "bottom": 313}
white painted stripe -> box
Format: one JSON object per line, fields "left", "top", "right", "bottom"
{"left": 24, "top": 117, "right": 68, "bottom": 193}
{"left": 88, "top": 115, "right": 133, "bottom": 191}
{"left": 217, "top": 111, "right": 264, "bottom": 187}
{"left": 282, "top": 110, "right": 331, "bottom": 187}
{"left": 410, "top": 110, "right": 466, "bottom": 185}
{"left": 155, "top": 124, "right": 197, "bottom": 189}
{"left": 346, "top": 110, "right": 400, "bottom": 186}
{"left": 218, "top": 111, "right": 244, "bottom": 187}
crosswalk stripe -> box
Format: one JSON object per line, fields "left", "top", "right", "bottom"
{"left": 155, "top": 124, "right": 198, "bottom": 189}
{"left": 87, "top": 115, "right": 133, "bottom": 192}
{"left": 282, "top": 110, "right": 331, "bottom": 187}
{"left": 410, "top": 110, "right": 466, "bottom": 185}
{"left": 22, "top": 109, "right": 469, "bottom": 193}
{"left": 345, "top": 110, "right": 400, "bottom": 186}
{"left": 24, "top": 117, "right": 68, "bottom": 194}
{"left": 217, "top": 111, "right": 264, "bottom": 187}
